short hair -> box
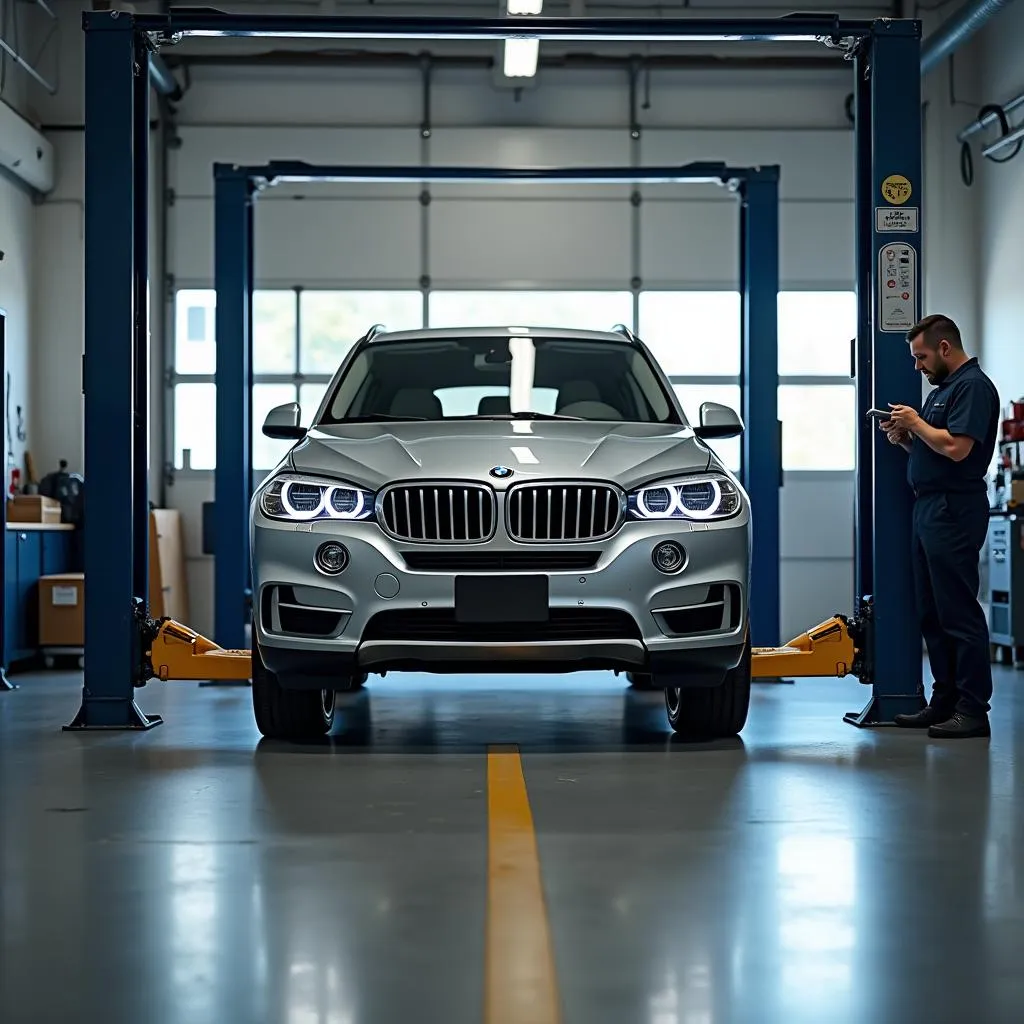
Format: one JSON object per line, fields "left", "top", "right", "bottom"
{"left": 906, "top": 314, "right": 963, "bottom": 351}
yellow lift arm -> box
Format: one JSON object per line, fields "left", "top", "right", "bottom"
{"left": 752, "top": 614, "right": 865, "bottom": 680}
{"left": 141, "top": 616, "right": 252, "bottom": 684}
{"left": 136, "top": 609, "right": 867, "bottom": 685}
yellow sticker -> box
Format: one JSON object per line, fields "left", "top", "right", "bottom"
{"left": 881, "top": 174, "right": 912, "bottom": 205}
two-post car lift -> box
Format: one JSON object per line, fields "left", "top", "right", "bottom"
{"left": 65, "top": 7, "right": 925, "bottom": 730}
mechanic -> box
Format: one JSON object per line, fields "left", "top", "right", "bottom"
{"left": 881, "top": 313, "right": 1000, "bottom": 739}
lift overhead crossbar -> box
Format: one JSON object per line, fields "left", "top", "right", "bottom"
{"left": 251, "top": 161, "right": 763, "bottom": 185}
{"left": 135, "top": 10, "right": 875, "bottom": 42}
{"left": 70, "top": 6, "right": 926, "bottom": 730}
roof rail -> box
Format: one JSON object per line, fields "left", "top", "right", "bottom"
{"left": 361, "top": 323, "right": 387, "bottom": 342}
{"left": 612, "top": 323, "right": 639, "bottom": 343}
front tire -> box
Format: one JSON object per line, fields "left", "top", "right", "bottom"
{"left": 251, "top": 638, "right": 336, "bottom": 741}
{"left": 664, "top": 627, "right": 751, "bottom": 738}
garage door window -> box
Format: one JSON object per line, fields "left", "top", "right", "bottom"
{"left": 639, "top": 289, "right": 857, "bottom": 472}
{"left": 171, "top": 288, "right": 423, "bottom": 470}
{"left": 171, "top": 287, "right": 858, "bottom": 473}
{"left": 638, "top": 291, "right": 740, "bottom": 376}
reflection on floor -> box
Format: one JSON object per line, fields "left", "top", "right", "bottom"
{"left": 1, "top": 666, "right": 1022, "bottom": 1024}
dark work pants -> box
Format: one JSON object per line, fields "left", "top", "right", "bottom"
{"left": 912, "top": 491, "right": 993, "bottom": 716}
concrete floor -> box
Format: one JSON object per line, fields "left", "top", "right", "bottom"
{"left": 1, "top": 666, "right": 1023, "bottom": 1024}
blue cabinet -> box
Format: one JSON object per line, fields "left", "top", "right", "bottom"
{"left": 41, "top": 529, "right": 73, "bottom": 577}
{"left": 3, "top": 526, "right": 77, "bottom": 670}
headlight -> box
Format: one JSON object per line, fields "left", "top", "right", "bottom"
{"left": 628, "top": 473, "right": 741, "bottom": 521}
{"left": 259, "top": 473, "right": 375, "bottom": 522}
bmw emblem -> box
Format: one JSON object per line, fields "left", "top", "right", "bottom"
{"left": 490, "top": 466, "right": 513, "bottom": 479}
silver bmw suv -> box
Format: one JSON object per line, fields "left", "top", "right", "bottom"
{"left": 250, "top": 325, "right": 751, "bottom": 741}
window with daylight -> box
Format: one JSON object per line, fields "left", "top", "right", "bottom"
{"left": 778, "top": 290, "right": 857, "bottom": 377}
{"left": 776, "top": 291, "right": 858, "bottom": 471}
{"left": 638, "top": 291, "right": 741, "bottom": 377}
{"left": 637, "top": 289, "right": 857, "bottom": 472}
{"left": 171, "top": 289, "right": 424, "bottom": 471}
{"left": 169, "top": 287, "right": 858, "bottom": 473}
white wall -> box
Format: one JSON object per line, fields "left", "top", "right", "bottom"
{"left": 0, "top": 16, "right": 48, "bottom": 494}
{"left": 0, "top": 175, "right": 35, "bottom": 489}
{"left": 28, "top": 1, "right": 166, "bottom": 500}
{"left": 916, "top": 0, "right": 1024, "bottom": 406}
{"left": 32, "top": 132, "right": 84, "bottom": 480}
{"left": 920, "top": 38, "right": 980, "bottom": 347}
{"left": 973, "top": 1, "right": 1024, "bottom": 404}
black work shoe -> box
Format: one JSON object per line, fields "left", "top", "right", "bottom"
{"left": 894, "top": 705, "right": 953, "bottom": 728}
{"left": 927, "top": 711, "right": 991, "bottom": 739}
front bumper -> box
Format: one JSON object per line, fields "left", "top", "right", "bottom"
{"left": 251, "top": 508, "right": 750, "bottom": 687}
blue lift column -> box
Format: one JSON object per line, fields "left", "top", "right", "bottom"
{"left": 213, "top": 165, "right": 254, "bottom": 652}
{"left": 68, "top": 12, "right": 159, "bottom": 730}
{"left": 739, "top": 170, "right": 781, "bottom": 649}
{"left": 845, "top": 19, "right": 925, "bottom": 726}
{"left": 133, "top": 26, "right": 151, "bottom": 609}
{"left": 853, "top": 45, "right": 875, "bottom": 603}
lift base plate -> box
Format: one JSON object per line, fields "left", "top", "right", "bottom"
{"left": 63, "top": 699, "right": 163, "bottom": 731}
{"left": 844, "top": 693, "right": 927, "bottom": 728}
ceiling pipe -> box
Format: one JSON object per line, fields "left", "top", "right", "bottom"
{"left": 920, "top": 0, "right": 1017, "bottom": 74}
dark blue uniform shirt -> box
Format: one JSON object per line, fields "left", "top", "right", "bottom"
{"left": 907, "top": 357, "right": 1000, "bottom": 495}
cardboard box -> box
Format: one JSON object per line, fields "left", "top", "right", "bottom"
{"left": 7, "top": 495, "right": 61, "bottom": 523}
{"left": 1012, "top": 480, "right": 1024, "bottom": 509}
{"left": 39, "top": 574, "right": 84, "bottom": 647}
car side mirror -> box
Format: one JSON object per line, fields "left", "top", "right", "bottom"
{"left": 262, "top": 402, "right": 306, "bottom": 440}
{"left": 693, "top": 401, "right": 744, "bottom": 439}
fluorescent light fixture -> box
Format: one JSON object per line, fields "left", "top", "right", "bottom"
{"left": 503, "top": 37, "right": 539, "bottom": 78}
{"left": 507, "top": 0, "right": 543, "bottom": 13}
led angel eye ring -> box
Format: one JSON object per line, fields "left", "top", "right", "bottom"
{"left": 636, "top": 487, "right": 680, "bottom": 518}
{"left": 677, "top": 479, "right": 722, "bottom": 520}
{"left": 280, "top": 480, "right": 326, "bottom": 520}
{"left": 325, "top": 486, "right": 366, "bottom": 520}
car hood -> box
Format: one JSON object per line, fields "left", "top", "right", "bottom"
{"left": 285, "top": 420, "right": 714, "bottom": 491}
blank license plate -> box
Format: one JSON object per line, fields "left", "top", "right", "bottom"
{"left": 454, "top": 575, "right": 549, "bottom": 623}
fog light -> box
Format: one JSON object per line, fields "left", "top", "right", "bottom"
{"left": 314, "top": 541, "right": 349, "bottom": 575}
{"left": 652, "top": 541, "right": 685, "bottom": 574}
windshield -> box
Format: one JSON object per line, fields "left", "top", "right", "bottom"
{"left": 319, "top": 335, "right": 682, "bottom": 425}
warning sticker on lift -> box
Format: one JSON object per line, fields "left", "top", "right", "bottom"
{"left": 881, "top": 174, "right": 912, "bottom": 205}
{"left": 876, "top": 207, "right": 919, "bottom": 232}
{"left": 879, "top": 242, "right": 917, "bottom": 332}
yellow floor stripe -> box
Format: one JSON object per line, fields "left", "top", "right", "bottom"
{"left": 485, "top": 746, "right": 562, "bottom": 1024}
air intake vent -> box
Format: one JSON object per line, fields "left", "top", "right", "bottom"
{"left": 654, "top": 584, "right": 742, "bottom": 637}
{"left": 379, "top": 484, "right": 495, "bottom": 543}
{"left": 507, "top": 483, "right": 622, "bottom": 542}
{"left": 363, "top": 608, "right": 641, "bottom": 643}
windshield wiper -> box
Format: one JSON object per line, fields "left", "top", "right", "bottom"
{"left": 335, "top": 414, "right": 429, "bottom": 423}
{"left": 461, "top": 412, "right": 584, "bottom": 422}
